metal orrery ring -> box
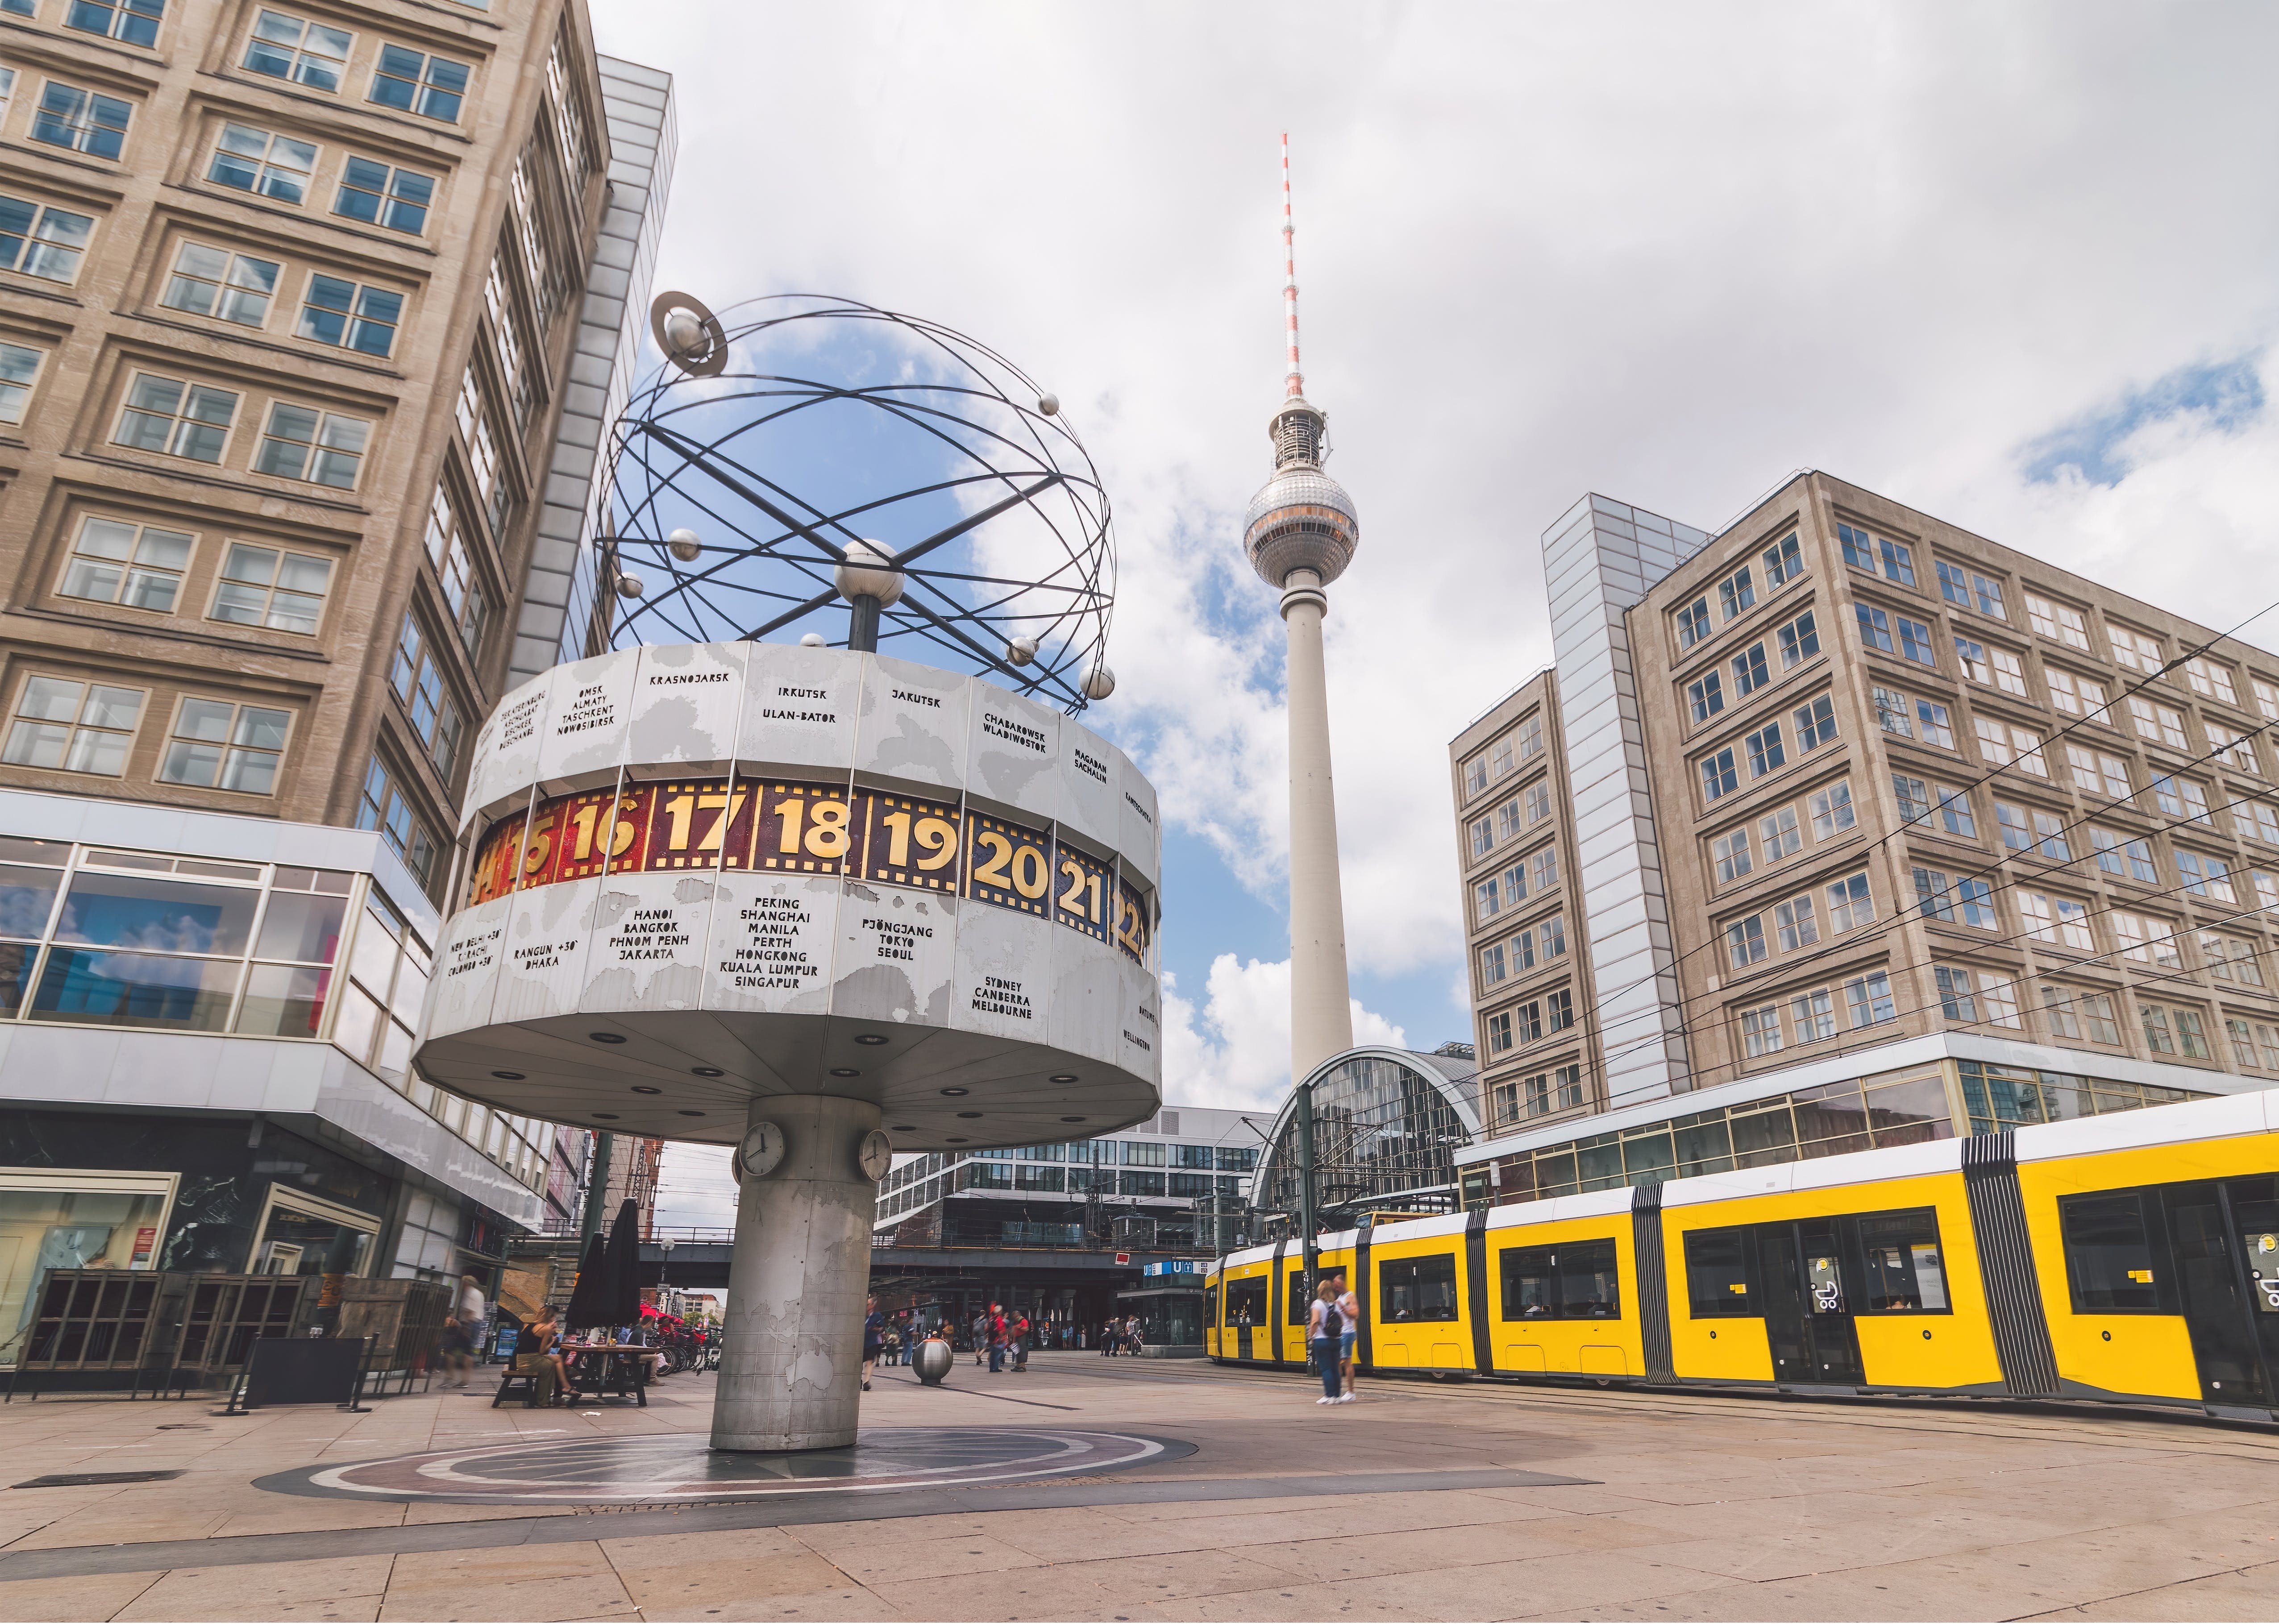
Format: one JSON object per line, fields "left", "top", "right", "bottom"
{"left": 603, "top": 292, "right": 1116, "bottom": 715}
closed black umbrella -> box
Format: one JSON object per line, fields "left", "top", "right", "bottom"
{"left": 603, "top": 1199, "right": 644, "bottom": 1329}
{"left": 561, "top": 1233, "right": 610, "bottom": 1333}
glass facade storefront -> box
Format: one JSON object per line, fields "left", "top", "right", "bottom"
{"left": 0, "top": 835, "right": 550, "bottom": 1194}
{"left": 1467, "top": 1062, "right": 2220, "bottom": 1207}
{"left": 0, "top": 1173, "right": 173, "bottom": 1342}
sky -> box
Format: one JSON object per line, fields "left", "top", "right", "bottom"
{"left": 587, "top": 2, "right": 2279, "bottom": 1230}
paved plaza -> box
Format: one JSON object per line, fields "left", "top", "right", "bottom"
{"left": 0, "top": 1355, "right": 2275, "bottom": 1621}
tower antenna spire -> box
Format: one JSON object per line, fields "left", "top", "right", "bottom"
{"left": 1281, "top": 132, "right": 1303, "bottom": 401}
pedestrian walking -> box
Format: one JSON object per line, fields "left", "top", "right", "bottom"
{"left": 861, "top": 1296, "right": 884, "bottom": 1391}
{"left": 443, "top": 1272, "right": 485, "bottom": 1388}
{"left": 1308, "top": 1280, "right": 1343, "bottom": 1404}
{"left": 987, "top": 1303, "right": 1009, "bottom": 1373}
{"left": 1012, "top": 1311, "right": 1031, "bottom": 1372}
{"left": 972, "top": 1310, "right": 987, "bottom": 1365}
{"left": 1332, "top": 1272, "right": 1359, "bottom": 1402}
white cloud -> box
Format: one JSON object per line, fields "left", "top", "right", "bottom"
{"left": 1161, "top": 957, "right": 1406, "bottom": 1113}
{"left": 590, "top": 2, "right": 2279, "bottom": 1028}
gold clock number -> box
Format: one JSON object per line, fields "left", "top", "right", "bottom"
{"left": 1059, "top": 859, "right": 1085, "bottom": 914}
{"left": 521, "top": 827, "right": 551, "bottom": 874}
{"left": 664, "top": 794, "right": 695, "bottom": 851}
{"left": 777, "top": 795, "right": 804, "bottom": 854}
{"left": 973, "top": 830, "right": 1013, "bottom": 889}
{"left": 882, "top": 809, "right": 912, "bottom": 868}
{"left": 807, "top": 798, "right": 851, "bottom": 858}
{"left": 610, "top": 798, "right": 639, "bottom": 856}
{"left": 1012, "top": 846, "right": 1048, "bottom": 897}
{"left": 569, "top": 802, "right": 599, "bottom": 861}
{"left": 1087, "top": 873, "right": 1103, "bottom": 923}
{"left": 915, "top": 815, "right": 958, "bottom": 870}
{"left": 696, "top": 791, "right": 742, "bottom": 851}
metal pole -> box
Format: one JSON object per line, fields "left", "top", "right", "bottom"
{"left": 1295, "top": 1081, "right": 1318, "bottom": 1302}
{"left": 847, "top": 594, "right": 882, "bottom": 652}
{"left": 581, "top": 1131, "right": 614, "bottom": 1238}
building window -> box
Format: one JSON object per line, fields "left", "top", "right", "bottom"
{"left": 1774, "top": 893, "right": 1818, "bottom": 951}
{"left": 2031, "top": 809, "right": 2070, "bottom": 861}
{"left": 57, "top": 515, "right": 191, "bottom": 613}
{"left": 1519, "top": 716, "right": 1544, "bottom": 760}
{"left": 369, "top": 43, "right": 468, "bottom": 122}
{"left": 1762, "top": 532, "right": 1802, "bottom": 587}
{"left": 2207, "top": 722, "right": 2260, "bottom": 775}
{"left": 254, "top": 402, "right": 369, "bottom": 488}
{"left": 0, "top": 345, "right": 40, "bottom": 433}
{"left": 355, "top": 756, "right": 437, "bottom": 883}
{"left": 1935, "top": 785, "right": 1975, "bottom": 837}
{"left": 2025, "top": 593, "right": 2091, "bottom": 650}
{"left": 2040, "top": 986, "right": 2081, "bottom": 1040}
{"left": 1479, "top": 943, "right": 1505, "bottom": 989}
{"left": 210, "top": 542, "right": 332, "bottom": 635}
{"left": 2175, "top": 849, "right": 2237, "bottom": 904}
{"left": 1731, "top": 641, "right": 1770, "bottom": 697}
{"left": 1699, "top": 748, "right": 1736, "bottom": 802}
{"left": 1915, "top": 699, "right": 1955, "bottom": 748}
{"left": 1485, "top": 1010, "right": 1512, "bottom": 1054}
{"left": 1525, "top": 781, "right": 1551, "bottom": 824}
{"left": 31, "top": 81, "right": 131, "bottom": 159}
{"left": 2254, "top": 677, "right": 2279, "bottom": 722}
{"left": 1712, "top": 827, "right": 1752, "bottom": 885}
{"left": 1776, "top": 610, "right": 1818, "bottom": 669}
{"left": 1791, "top": 988, "right": 1834, "bottom": 1043}
{"left": 299, "top": 274, "right": 403, "bottom": 357}
{"left": 1529, "top": 845, "right": 1558, "bottom": 892}
{"left": 1793, "top": 694, "right": 1836, "bottom": 752}
{"left": 1873, "top": 685, "right": 1911, "bottom": 738}
{"left": 1991, "top": 648, "right": 2028, "bottom": 697}
{"left": 1934, "top": 966, "right": 1978, "bottom": 1023}
{"left": 2183, "top": 657, "right": 2237, "bottom": 706}
{"left": 0, "top": 194, "right": 94, "bottom": 285}
{"left": 1844, "top": 971, "right": 1896, "bottom": 1028}
{"left": 209, "top": 124, "right": 318, "bottom": 205}
{"left": 1810, "top": 781, "right": 1855, "bottom": 839}
{"left": 1741, "top": 1003, "right": 1782, "bottom": 1058}
{"left": 3, "top": 675, "right": 141, "bottom": 775}
{"left": 1913, "top": 867, "right": 1956, "bottom": 922}
{"left": 1993, "top": 802, "right": 2030, "bottom": 852}
{"left": 1464, "top": 753, "right": 1488, "bottom": 797}
{"left": 1725, "top": 915, "right": 1766, "bottom": 970}
{"left": 1897, "top": 617, "right": 1936, "bottom": 665}
{"left": 2140, "top": 1004, "right": 2175, "bottom": 1056}
{"left": 1954, "top": 635, "right": 1990, "bottom": 683}
{"left": 112, "top": 374, "right": 237, "bottom": 463}
{"left": 1545, "top": 989, "right": 1573, "bottom": 1032}
{"left": 1473, "top": 876, "right": 1500, "bottom": 923}
{"left": 1718, "top": 565, "right": 1755, "bottom": 622}
{"left": 1894, "top": 773, "right": 1931, "bottom": 826}
{"left": 1688, "top": 670, "right": 1723, "bottom": 723}
{"left": 1744, "top": 722, "right": 1784, "bottom": 778}
{"left": 1533, "top": 914, "right": 1566, "bottom": 960}
{"left": 1469, "top": 815, "right": 1493, "bottom": 860}
{"left": 2113, "top": 911, "right": 2182, "bottom": 968}
{"left": 1856, "top": 604, "right": 1893, "bottom": 653}
{"left": 2108, "top": 624, "right": 2164, "bottom": 674}
{"left": 158, "top": 696, "right": 291, "bottom": 795}
{"left": 63, "top": 0, "right": 162, "bottom": 46}
{"left": 161, "top": 242, "right": 279, "bottom": 327}
{"left": 1758, "top": 805, "right": 1801, "bottom": 862}
{"left": 1676, "top": 596, "right": 1709, "bottom": 649}
{"left": 1839, "top": 523, "right": 1914, "bottom": 585}
{"left": 335, "top": 157, "right": 433, "bottom": 234}
{"left": 245, "top": 9, "right": 353, "bottom": 91}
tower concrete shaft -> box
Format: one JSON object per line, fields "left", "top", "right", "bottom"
{"left": 1281, "top": 569, "right": 1355, "bottom": 1084}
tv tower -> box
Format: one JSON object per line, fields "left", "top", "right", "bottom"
{"left": 1243, "top": 135, "right": 1358, "bottom": 1087}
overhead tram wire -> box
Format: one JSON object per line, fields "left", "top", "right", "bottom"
{"left": 1481, "top": 589, "right": 2279, "bottom": 1118}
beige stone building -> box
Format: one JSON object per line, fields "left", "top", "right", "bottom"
{"left": 1453, "top": 475, "right": 2279, "bottom": 1205}
{"left": 0, "top": 0, "right": 676, "bottom": 1321}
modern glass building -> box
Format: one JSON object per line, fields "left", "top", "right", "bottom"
{"left": 1249, "top": 1045, "right": 1482, "bottom": 1222}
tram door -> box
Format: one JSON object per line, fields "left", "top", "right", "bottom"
{"left": 1757, "top": 1221, "right": 1864, "bottom": 1385}
{"left": 2228, "top": 1180, "right": 2279, "bottom": 1393}
{"left": 2165, "top": 1183, "right": 2268, "bottom": 1405}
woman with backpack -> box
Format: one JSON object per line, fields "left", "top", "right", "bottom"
{"left": 1307, "top": 1280, "right": 1343, "bottom": 1405}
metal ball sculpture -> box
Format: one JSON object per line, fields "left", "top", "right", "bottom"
{"left": 605, "top": 292, "right": 1117, "bottom": 714}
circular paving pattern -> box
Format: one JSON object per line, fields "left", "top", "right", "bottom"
{"left": 255, "top": 1426, "right": 1186, "bottom": 1505}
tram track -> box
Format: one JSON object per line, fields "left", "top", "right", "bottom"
{"left": 1021, "top": 1354, "right": 2279, "bottom": 1463}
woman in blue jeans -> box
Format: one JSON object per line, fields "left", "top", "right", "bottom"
{"left": 1307, "top": 1280, "right": 1343, "bottom": 1404}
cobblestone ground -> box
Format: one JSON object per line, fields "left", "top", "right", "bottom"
{"left": 1, "top": 1353, "right": 2276, "bottom": 1620}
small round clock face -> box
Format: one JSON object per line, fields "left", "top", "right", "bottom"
{"left": 857, "top": 1129, "right": 894, "bottom": 1183}
{"left": 738, "top": 1121, "right": 785, "bottom": 1180}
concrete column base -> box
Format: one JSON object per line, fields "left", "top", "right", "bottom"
{"left": 710, "top": 1094, "right": 881, "bottom": 1452}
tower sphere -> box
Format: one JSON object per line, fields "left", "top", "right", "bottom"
{"left": 1243, "top": 397, "right": 1358, "bottom": 590}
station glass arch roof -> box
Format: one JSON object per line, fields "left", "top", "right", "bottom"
{"left": 1248, "top": 1046, "right": 1481, "bottom": 1218}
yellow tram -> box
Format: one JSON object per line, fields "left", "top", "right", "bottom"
{"left": 1207, "top": 1090, "right": 2279, "bottom": 1415}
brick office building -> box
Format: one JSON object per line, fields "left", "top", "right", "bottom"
{"left": 1452, "top": 474, "right": 2279, "bottom": 1203}
{"left": 0, "top": 0, "right": 673, "bottom": 1335}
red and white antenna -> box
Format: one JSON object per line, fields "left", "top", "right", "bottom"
{"left": 1281, "top": 133, "right": 1304, "bottom": 401}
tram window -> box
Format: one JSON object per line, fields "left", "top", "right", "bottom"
{"left": 1224, "top": 1277, "right": 1267, "bottom": 1326}
{"left": 1501, "top": 1246, "right": 1555, "bottom": 1318}
{"left": 1557, "top": 1239, "right": 1620, "bottom": 1318}
{"left": 2059, "top": 1191, "right": 2169, "bottom": 1313}
{"left": 1500, "top": 1242, "right": 1622, "bottom": 1320}
{"left": 1684, "top": 1228, "right": 1755, "bottom": 1317}
{"left": 1855, "top": 1209, "right": 1949, "bottom": 1312}
{"left": 1379, "top": 1254, "right": 1460, "bottom": 1321}
{"left": 1289, "top": 1269, "right": 1310, "bottom": 1325}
